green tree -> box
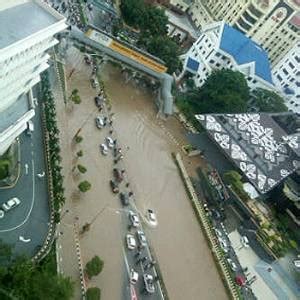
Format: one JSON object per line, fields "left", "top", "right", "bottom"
{"left": 223, "top": 170, "right": 249, "bottom": 201}
{"left": 76, "top": 150, "right": 83, "bottom": 157}
{"left": 120, "top": 0, "right": 145, "bottom": 28}
{"left": 77, "top": 164, "right": 87, "bottom": 174}
{"left": 75, "top": 135, "right": 83, "bottom": 144}
{"left": 86, "top": 287, "right": 101, "bottom": 300}
{"left": 146, "top": 35, "right": 181, "bottom": 74}
{"left": 141, "top": 6, "right": 168, "bottom": 36}
{"left": 78, "top": 180, "right": 91, "bottom": 193}
{"left": 85, "top": 256, "right": 104, "bottom": 279}
{"left": 250, "top": 88, "right": 288, "bottom": 112}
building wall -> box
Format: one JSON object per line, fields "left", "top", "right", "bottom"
{"left": 188, "top": 0, "right": 300, "bottom": 66}
{"left": 273, "top": 42, "right": 300, "bottom": 113}
{"left": 169, "top": 0, "right": 192, "bottom": 12}
{"left": 181, "top": 22, "right": 274, "bottom": 90}
{"left": 0, "top": 0, "right": 66, "bottom": 155}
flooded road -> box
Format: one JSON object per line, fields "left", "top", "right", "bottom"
{"left": 101, "top": 64, "right": 227, "bottom": 300}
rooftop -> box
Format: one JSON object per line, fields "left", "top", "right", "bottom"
{"left": 196, "top": 113, "right": 300, "bottom": 193}
{"left": 219, "top": 23, "right": 273, "bottom": 85}
{"left": 0, "top": 1, "right": 60, "bottom": 49}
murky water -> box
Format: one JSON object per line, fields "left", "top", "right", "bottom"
{"left": 101, "top": 64, "right": 227, "bottom": 300}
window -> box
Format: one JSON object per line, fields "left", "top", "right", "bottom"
{"left": 209, "top": 59, "right": 215, "bottom": 64}
{"left": 215, "top": 52, "right": 221, "bottom": 57}
{"left": 295, "top": 56, "right": 300, "bottom": 63}
{"left": 282, "top": 68, "right": 288, "bottom": 75}
{"left": 296, "top": 82, "right": 300, "bottom": 87}
{"left": 289, "top": 62, "right": 295, "bottom": 69}
{"left": 216, "top": 63, "right": 220, "bottom": 67}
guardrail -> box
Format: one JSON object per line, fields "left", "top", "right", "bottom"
{"left": 172, "top": 152, "right": 241, "bottom": 300}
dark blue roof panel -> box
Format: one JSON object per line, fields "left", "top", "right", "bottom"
{"left": 219, "top": 24, "right": 273, "bottom": 85}
{"left": 186, "top": 57, "right": 200, "bottom": 73}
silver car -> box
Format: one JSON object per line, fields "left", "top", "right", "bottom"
{"left": 2, "top": 197, "right": 21, "bottom": 212}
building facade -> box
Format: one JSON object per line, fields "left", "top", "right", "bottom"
{"left": 180, "top": 21, "right": 274, "bottom": 90}
{"left": 272, "top": 42, "right": 300, "bottom": 113}
{"left": 0, "top": 0, "right": 66, "bottom": 155}
{"left": 188, "top": 0, "right": 300, "bottom": 66}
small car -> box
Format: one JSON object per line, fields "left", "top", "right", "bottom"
{"left": 90, "top": 78, "right": 98, "bottom": 88}
{"left": 26, "top": 120, "right": 34, "bottom": 136}
{"left": 136, "top": 230, "right": 147, "bottom": 248}
{"left": 143, "top": 274, "right": 155, "bottom": 294}
{"left": 240, "top": 236, "right": 249, "bottom": 248}
{"left": 113, "top": 168, "right": 124, "bottom": 183}
{"left": 146, "top": 209, "right": 157, "bottom": 227}
{"left": 2, "top": 197, "right": 21, "bottom": 212}
{"left": 0, "top": 209, "right": 4, "bottom": 219}
{"left": 106, "top": 136, "right": 114, "bottom": 148}
{"left": 95, "top": 116, "right": 105, "bottom": 129}
{"left": 100, "top": 143, "right": 108, "bottom": 155}
{"left": 110, "top": 180, "right": 119, "bottom": 193}
{"left": 214, "top": 228, "right": 222, "bottom": 238}
{"left": 218, "top": 237, "right": 228, "bottom": 253}
{"left": 120, "top": 192, "right": 129, "bottom": 206}
{"left": 226, "top": 258, "right": 237, "bottom": 271}
{"left": 130, "top": 269, "right": 139, "bottom": 284}
{"left": 129, "top": 211, "right": 140, "bottom": 227}
{"left": 94, "top": 96, "right": 103, "bottom": 108}
{"left": 126, "top": 234, "right": 136, "bottom": 250}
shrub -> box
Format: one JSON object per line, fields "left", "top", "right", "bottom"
{"left": 85, "top": 256, "right": 104, "bottom": 279}
{"left": 86, "top": 287, "right": 101, "bottom": 300}
{"left": 77, "top": 164, "right": 87, "bottom": 174}
{"left": 78, "top": 180, "right": 91, "bottom": 192}
{"left": 75, "top": 135, "right": 83, "bottom": 143}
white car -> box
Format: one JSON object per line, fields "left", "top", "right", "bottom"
{"left": 227, "top": 258, "right": 237, "bottom": 271}
{"left": 240, "top": 236, "right": 249, "bottom": 248}
{"left": 2, "top": 197, "right": 21, "bottom": 212}
{"left": 218, "top": 237, "right": 228, "bottom": 253}
{"left": 106, "top": 136, "right": 114, "bottom": 148}
{"left": 26, "top": 120, "right": 34, "bottom": 136}
{"left": 130, "top": 269, "right": 139, "bottom": 284}
{"left": 100, "top": 143, "right": 108, "bottom": 155}
{"left": 0, "top": 209, "right": 4, "bottom": 219}
{"left": 129, "top": 211, "right": 140, "bottom": 227}
{"left": 95, "top": 116, "right": 105, "bottom": 129}
{"left": 146, "top": 209, "right": 157, "bottom": 226}
{"left": 214, "top": 228, "right": 222, "bottom": 238}
{"left": 293, "top": 259, "right": 300, "bottom": 268}
{"left": 136, "top": 230, "right": 147, "bottom": 247}
{"left": 126, "top": 234, "right": 136, "bottom": 250}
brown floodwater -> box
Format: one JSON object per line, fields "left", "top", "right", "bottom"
{"left": 100, "top": 63, "right": 228, "bottom": 300}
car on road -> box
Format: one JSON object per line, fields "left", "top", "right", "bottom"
{"left": 26, "top": 120, "right": 34, "bottom": 136}
{"left": 240, "top": 236, "right": 249, "bottom": 248}
{"left": 136, "top": 230, "right": 147, "bottom": 248}
{"left": 218, "top": 237, "right": 228, "bottom": 253}
{"left": 100, "top": 143, "right": 108, "bottom": 155}
{"left": 214, "top": 228, "right": 222, "bottom": 238}
{"left": 113, "top": 168, "right": 124, "bottom": 183}
{"left": 95, "top": 116, "right": 105, "bottom": 129}
{"left": 90, "top": 78, "right": 98, "bottom": 88}
{"left": 126, "top": 234, "right": 136, "bottom": 250}
{"left": 130, "top": 269, "right": 139, "bottom": 284}
{"left": 119, "top": 192, "right": 129, "bottom": 206}
{"left": 143, "top": 274, "right": 155, "bottom": 294}
{"left": 146, "top": 209, "right": 157, "bottom": 226}
{"left": 2, "top": 197, "right": 21, "bottom": 212}
{"left": 94, "top": 96, "right": 103, "bottom": 108}
{"left": 110, "top": 180, "right": 119, "bottom": 193}
{"left": 0, "top": 209, "right": 4, "bottom": 219}
{"left": 129, "top": 211, "right": 140, "bottom": 228}
{"left": 294, "top": 259, "right": 300, "bottom": 268}
{"left": 227, "top": 258, "right": 237, "bottom": 271}
{"left": 84, "top": 55, "right": 91, "bottom": 65}
{"left": 106, "top": 136, "right": 114, "bottom": 148}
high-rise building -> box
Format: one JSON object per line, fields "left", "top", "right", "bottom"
{"left": 188, "top": 0, "right": 300, "bottom": 66}
{"left": 272, "top": 42, "right": 300, "bottom": 113}
{"left": 180, "top": 21, "right": 274, "bottom": 90}
{"left": 0, "top": 0, "right": 66, "bottom": 155}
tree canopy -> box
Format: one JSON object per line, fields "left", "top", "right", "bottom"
{"left": 250, "top": 88, "right": 288, "bottom": 113}
{"left": 85, "top": 256, "right": 104, "bottom": 279}
{"left": 78, "top": 180, "right": 91, "bottom": 193}
{"left": 86, "top": 287, "right": 101, "bottom": 300}
{"left": 179, "top": 69, "right": 249, "bottom": 114}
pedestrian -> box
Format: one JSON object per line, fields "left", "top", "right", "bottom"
{"left": 109, "top": 120, "right": 113, "bottom": 126}
{"left": 128, "top": 191, "right": 133, "bottom": 197}
{"left": 109, "top": 129, "right": 113, "bottom": 135}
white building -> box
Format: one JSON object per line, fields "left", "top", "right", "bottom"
{"left": 0, "top": 0, "right": 66, "bottom": 155}
{"left": 181, "top": 21, "right": 274, "bottom": 90}
{"left": 188, "top": 0, "right": 300, "bottom": 66}
{"left": 272, "top": 42, "right": 300, "bottom": 113}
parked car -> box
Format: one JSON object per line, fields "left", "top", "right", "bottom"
{"left": 90, "top": 78, "right": 98, "bottom": 88}
{"left": 227, "top": 258, "right": 237, "bottom": 271}
{"left": 26, "top": 120, "right": 34, "bottom": 136}
{"left": 146, "top": 209, "right": 157, "bottom": 226}
{"left": 0, "top": 209, "right": 4, "bottom": 219}
{"left": 129, "top": 211, "right": 140, "bottom": 227}
{"left": 143, "top": 274, "right": 155, "bottom": 294}
{"left": 2, "top": 197, "right": 21, "bottom": 212}
{"left": 119, "top": 192, "right": 129, "bottom": 206}
{"left": 130, "top": 269, "right": 139, "bottom": 284}
{"left": 94, "top": 96, "right": 103, "bottom": 108}
{"left": 136, "top": 230, "right": 147, "bottom": 248}
{"left": 214, "top": 228, "right": 222, "bottom": 238}
{"left": 240, "top": 236, "right": 249, "bottom": 248}
{"left": 113, "top": 168, "right": 124, "bottom": 183}
{"left": 294, "top": 259, "right": 300, "bottom": 268}
{"left": 126, "top": 234, "right": 136, "bottom": 250}
{"left": 95, "top": 116, "right": 105, "bottom": 129}
{"left": 84, "top": 55, "right": 91, "bottom": 65}
{"left": 110, "top": 180, "right": 119, "bottom": 193}
{"left": 218, "top": 237, "right": 228, "bottom": 253}
{"left": 106, "top": 136, "right": 114, "bottom": 148}
{"left": 100, "top": 143, "right": 108, "bottom": 155}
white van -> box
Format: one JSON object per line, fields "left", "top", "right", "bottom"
{"left": 26, "top": 120, "right": 34, "bottom": 135}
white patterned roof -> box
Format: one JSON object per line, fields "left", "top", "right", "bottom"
{"left": 196, "top": 113, "right": 300, "bottom": 193}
